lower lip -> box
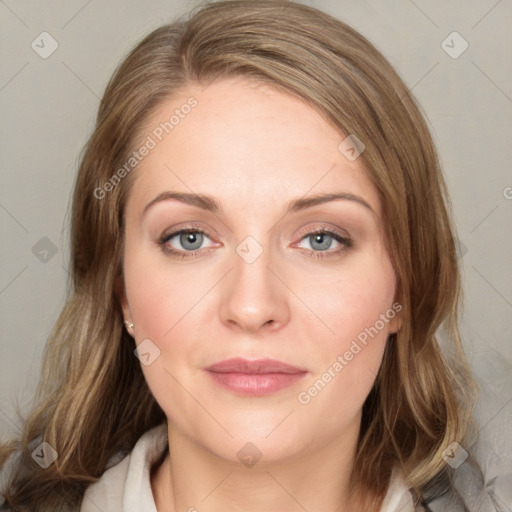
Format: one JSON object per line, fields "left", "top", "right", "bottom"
{"left": 206, "top": 371, "right": 307, "bottom": 396}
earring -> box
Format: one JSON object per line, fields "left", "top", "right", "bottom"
{"left": 124, "top": 321, "right": 134, "bottom": 329}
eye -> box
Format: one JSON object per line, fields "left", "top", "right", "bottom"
{"left": 158, "top": 224, "right": 353, "bottom": 261}
{"left": 158, "top": 227, "right": 215, "bottom": 259}
{"left": 295, "top": 227, "right": 353, "bottom": 259}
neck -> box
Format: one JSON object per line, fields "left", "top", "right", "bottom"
{"left": 151, "top": 414, "right": 380, "bottom": 512}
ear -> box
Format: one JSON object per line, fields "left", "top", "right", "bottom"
{"left": 388, "top": 314, "right": 402, "bottom": 335}
{"left": 387, "top": 300, "right": 403, "bottom": 335}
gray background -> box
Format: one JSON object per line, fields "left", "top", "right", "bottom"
{"left": 1, "top": 0, "right": 511, "bottom": 448}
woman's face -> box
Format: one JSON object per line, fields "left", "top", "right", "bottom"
{"left": 120, "top": 76, "right": 400, "bottom": 465}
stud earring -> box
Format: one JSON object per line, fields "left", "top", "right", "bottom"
{"left": 124, "top": 321, "right": 134, "bottom": 329}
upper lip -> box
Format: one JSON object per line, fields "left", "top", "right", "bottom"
{"left": 205, "top": 357, "right": 306, "bottom": 374}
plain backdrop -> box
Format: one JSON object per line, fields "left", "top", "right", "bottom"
{"left": 1, "top": 0, "right": 511, "bottom": 445}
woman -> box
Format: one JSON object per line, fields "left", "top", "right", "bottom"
{"left": 0, "top": 0, "right": 487, "bottom": 510}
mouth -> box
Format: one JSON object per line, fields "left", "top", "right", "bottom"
{"left": 204, "top": 357, "right": 308, "bottom": 396}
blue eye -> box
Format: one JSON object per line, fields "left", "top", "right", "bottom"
{"left": 304, "top": 232, "right": 338, "bottom": 251}
{"left": 158, "top": 226, "right": 352, "bottom": 260}
{"left": 171, "top": 231, "right": 205, "bottom": 251}
{"left": 296, "top": 230, "right": 352, "bottom": 259}
{"left": 159, "top": 229, "right": 212, "bottom": 259}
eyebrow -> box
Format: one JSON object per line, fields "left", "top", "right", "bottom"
{"left": 142, "top": 191, "right": 374, "bottom": 218}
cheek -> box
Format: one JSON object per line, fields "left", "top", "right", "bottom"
{"left": 125, "top": 246, "right": 198, "bottom": 339}
{"left": 296, "top": 335, "right": 387, "bottom": 445}
{"left": 123, "top": 248, "right": 212, "bottom": 419}
{"left": 295, "top": 253, "right": 396, "bottom": 414}
{"left": 306, "top": 251, "right": 397, "bottom": 349}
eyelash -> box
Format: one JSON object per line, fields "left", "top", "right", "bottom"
{"left": 158, "top": 224, "right": 353, "bottom": 261}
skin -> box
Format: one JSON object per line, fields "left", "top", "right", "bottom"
{"left": 119, "top": 76, "right": 402, "bottom": 512}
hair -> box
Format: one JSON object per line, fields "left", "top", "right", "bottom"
{"left": 0, "top": 0, "right": 478, "bottom": 510}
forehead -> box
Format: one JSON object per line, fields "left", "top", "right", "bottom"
{"left": 125, "top": 76, "right": 381, "bottom": 220}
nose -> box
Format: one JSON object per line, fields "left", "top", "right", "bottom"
{"left": 219, "top": 242, "right": 290, "bottom": 334}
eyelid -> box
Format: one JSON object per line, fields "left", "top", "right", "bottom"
{"left": 160, "top": 221, "right": 216, "bottom": 238}
{"left": 294, "top": 222, "right": 351, "bottom": 242}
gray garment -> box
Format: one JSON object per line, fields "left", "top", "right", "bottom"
{"left": 419, "top": 459, "right": 511, "bottom": 511}
{"left": 419, "top": 348, "right": 512, "bottom": 512}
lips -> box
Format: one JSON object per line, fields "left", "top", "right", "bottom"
{"left": 205, "top": 357, "right": 306, "bottom": 374}
{"left": 204, "top": 357, "right": 308, "bottom": 395}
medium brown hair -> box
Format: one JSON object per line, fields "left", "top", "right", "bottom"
{"left": 0, "top": 1, "right": 477, "bottom": 510}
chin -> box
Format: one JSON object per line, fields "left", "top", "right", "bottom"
{"left": 211, "top": 436, "right": 306, "bottom": 468}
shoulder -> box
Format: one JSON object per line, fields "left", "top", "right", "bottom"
{"left": 80, "top": 422, "right": 168, "bottom": 512}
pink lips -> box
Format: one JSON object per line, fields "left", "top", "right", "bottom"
{"left": 205, "top": 357, "right": 307, "bottom": 396}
